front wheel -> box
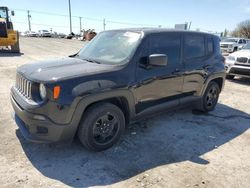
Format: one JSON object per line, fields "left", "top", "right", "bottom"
{"left": 199, "top": 81, "right": 220, "bottom": 112}
{"left": 78, "top": 102, "right": 125, "bottom": 151}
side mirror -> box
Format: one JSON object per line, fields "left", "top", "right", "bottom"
{"left": 11, "top": 10, "right": 15, "bottom": 16}
{"left": 149, "top": 54, "right": 168, "bottom": 66}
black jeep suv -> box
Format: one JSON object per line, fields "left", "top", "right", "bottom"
{"left": 11, "top": 29, "right": 225, "bottom": 151}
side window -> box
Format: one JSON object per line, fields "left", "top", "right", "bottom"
{"left": 207, "top": 37, "right": 214, "bottom": 55}
{"left": 150, "top": 34, "right": 181, "bottom": 65}
{"left": 184, "top": 35, "right": 205, "bottom": 59}
{"left": 243, "top": 39, "right": 246, "bottom": 44}
{"left": 238, "top": 39, "right": 242, "bottom": 44}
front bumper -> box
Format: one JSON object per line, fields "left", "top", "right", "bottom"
{"left": 225, "top": 64, "right": 250, "bottom": 78}
{"left": 11, "top": 95, "right": 73, "bottom": 143}
{"left": 220, "top": 47, "right": 234, "bottom": 53}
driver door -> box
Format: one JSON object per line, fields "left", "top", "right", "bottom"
{"left": 134, "top": 33, "right": 184, "bottom": 113}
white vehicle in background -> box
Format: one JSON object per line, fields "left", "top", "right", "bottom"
{"left": 225, "top": 42, "right": 250, "bottom": 79}
{"left": 38, "top": 30, "right": 52, "bottom": 37}
{"left": 220, "top": 38, "right": 247, "bottom": 54}
{"left": 26, "top": 31, "right": 38, "bottom": 37}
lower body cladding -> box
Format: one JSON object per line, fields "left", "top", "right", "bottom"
{"left": 11, "top": 96, "right": 77, "bottom": 143}
{"left": 225, "top": 64, "right": 250, "bottom": 78}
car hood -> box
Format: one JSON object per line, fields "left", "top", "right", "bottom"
{"left": 17, "top": 58, "right": 117, "bottom": 83}
{"left": 220, "top": 42, "right": 235, "bottom": 45}
{"left": 230, "top": 50, "right": 250, "bottom": 58}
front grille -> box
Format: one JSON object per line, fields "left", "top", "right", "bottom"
{"left": 220, "top": 44, "right": 228, "bottom": 48}
{"left": 15, "top": 74, "right": 32, "bottom": 99}
{"left": 236, "top": 57, "right": 248, "bottom": 63}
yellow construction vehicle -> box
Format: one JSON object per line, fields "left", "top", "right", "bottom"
{"left": 0, "top": 6, "right": 20, "bottom": 53}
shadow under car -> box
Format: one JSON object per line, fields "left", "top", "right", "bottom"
{"left": 15, "top": 103, "right": 250, "bottom": 187}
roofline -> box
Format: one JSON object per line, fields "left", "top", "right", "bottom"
{"left": 102, "top": 27, "right": 219, "bottom": 37}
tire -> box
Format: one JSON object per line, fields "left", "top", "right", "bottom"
{"left": 233, "top": 47, "right": 237, "bottom": 52}
{"left": 226, "top": 75, "right": 235, "bottom": 80}
{"left": 199, "top": 81, "right": 220, "bottom": 112}
{"left": 78, "top": 102, "right": 125, "bottom": 151}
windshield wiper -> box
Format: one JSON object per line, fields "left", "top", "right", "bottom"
{"left": 83, "top": 58, "right": 101, "bottom": 64}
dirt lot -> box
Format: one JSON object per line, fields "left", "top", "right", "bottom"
{"left": 0, "top": 37, "right": 250, "bottom": 188}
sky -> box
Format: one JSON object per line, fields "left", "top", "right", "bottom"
{"left": 2, "top": 0, "right": 250, "bottom": 34}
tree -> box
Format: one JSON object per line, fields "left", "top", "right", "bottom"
{"left": 231, "top": 20, "right": 250, "bottom": 38}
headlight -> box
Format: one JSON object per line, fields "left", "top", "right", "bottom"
{"left": 226, "top": 56, "right": 236, "bottom": 65}
{"left": 39, "top": 83, "right": 47, "bottom": 99}
{"left": 227, "top": 56, "right": 235, "bottom": 61}
{"left": 229, "top": 44, "right": 234, "bottom": 48}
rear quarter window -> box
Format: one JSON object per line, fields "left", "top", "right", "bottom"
{"left": 184, "top": 35, "right": 205, "bottom": 59}
{"left": 207, "top": 37, "right": 214, "bottom": 55}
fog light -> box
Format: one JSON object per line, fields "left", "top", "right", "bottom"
{"left": 33, "top": 115, "right": 46, "bottom": 121}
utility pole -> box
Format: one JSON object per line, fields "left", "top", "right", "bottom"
{"left": 79, "top": 17, "right": 82, "bottom": 34}
{"left": 27, "top": 10, "right": 31, "bottom": 31}
{"left": 68, "top": 0, "right": 72, "bottom": 34}
{"left": 103, "top": 18, "right": 106, "bottom": 31}
{"left": 188, "top": 22, "right": 192, "bottom": 30}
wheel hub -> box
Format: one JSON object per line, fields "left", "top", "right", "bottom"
{"left": 206, "top": 86, "right": 218, "bottom": 107}
{"left": 93, "top": 113, "right": 118, "bottom": 144}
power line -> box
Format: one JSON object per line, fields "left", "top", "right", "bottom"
{"left": 12, "top": 8, "right": 221, "bottom": 34}
{"left": 12, "top": 8, "right": 162, "bottom": 27}
{"left": 15, "top": 21, "right": 75, "bottom": 28}
{"left": 13, "top": 8, "right": 103, "bottom": 21}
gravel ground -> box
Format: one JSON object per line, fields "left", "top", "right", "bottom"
{"left": 0, "top": 37, "right": 250, "bottom": 188}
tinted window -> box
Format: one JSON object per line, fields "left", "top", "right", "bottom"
{"left": 207, "top": 37, "right": 214, "bottom": 55}
{"left": 150, "top": 34, "right": 181, "bottom": 65}
{"left": 184, "top": 35, "right": 205, "bottom": 59}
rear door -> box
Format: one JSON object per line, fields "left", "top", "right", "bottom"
{"left": 182, "top": 34, "right": 209, "bottom": 96}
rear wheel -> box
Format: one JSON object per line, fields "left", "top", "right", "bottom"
{"left": 78, "top": 102, "right": 125, "bottom": 151}
{"left": 199, "top": 81, "right": 220, "bottom": 112}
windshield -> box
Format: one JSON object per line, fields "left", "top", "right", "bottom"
{"left": 0, "top": 8, "right": 7, "bottom": 19}
{"left": 243, "top": 43, "right": 250, "bottom": 49}
{"left": 77, "top": 31, "right": 141, "bottom": 65}
{"left": 43, "top": 30, "right": 49, "bottom": 32}
{"left": 221, "top": 38, "right": 237, "bottom": 43}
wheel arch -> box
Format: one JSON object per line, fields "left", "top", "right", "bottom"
{"left": 69, "top": 90, "right": 136, "bottom": 138}
{"left": 200, "top": 73, "right": 225, "bottom": 96}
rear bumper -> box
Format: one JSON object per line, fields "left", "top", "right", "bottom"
{"left": 11, "top": 95, "right": 74, "bottom": 143}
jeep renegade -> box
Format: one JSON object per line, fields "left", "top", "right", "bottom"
{"left": 11, "top": 29, "right": 226, "bottom": 151}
